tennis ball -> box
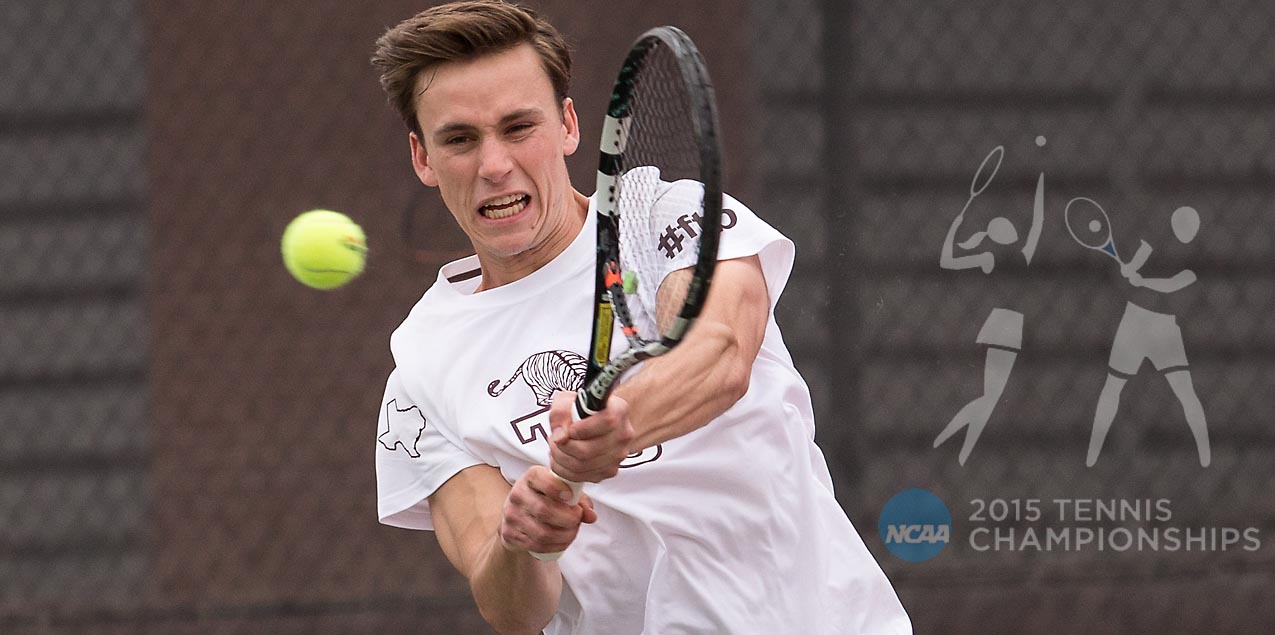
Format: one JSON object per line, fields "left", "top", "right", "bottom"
{"left": 281, "top": 209, "right": 367, "bottom": 290}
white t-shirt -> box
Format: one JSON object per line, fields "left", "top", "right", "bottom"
{"left": 376, "top": 185, "right": 911, "bottom": 635}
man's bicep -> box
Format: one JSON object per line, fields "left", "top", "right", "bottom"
{"left": 428, "top": 464, "right": 512, "bottom": 579}
{"left": 617, "top": 255, "right": 771, "bottom": 448}
{"left": 696, "top": 255, "right": 769, "bottom": 361}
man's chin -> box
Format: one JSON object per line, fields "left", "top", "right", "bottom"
{"left": 478, "top": 239, "right": 534, "bottom": 261}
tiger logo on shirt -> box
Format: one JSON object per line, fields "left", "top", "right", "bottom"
{"left": 488, "top": 350, "right": 661, "bottom": 468}
{"left": 487, "top": 350, "right": 587, "bottom": 407}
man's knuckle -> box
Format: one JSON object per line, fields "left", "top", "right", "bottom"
{"left": 499, "top": 522, "right": 520, "bottom": 545}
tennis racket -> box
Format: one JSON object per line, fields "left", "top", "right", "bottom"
{"left": 961, "top": 145, "right": 1004, "bottom": 216}
{"left": 1065, "top": 196, "right": 1122, "bottom": 263}
{"left": 531, "top": 25, "right": 723, "bottom": 561}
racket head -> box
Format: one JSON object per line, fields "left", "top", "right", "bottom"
{"left": 1065, "top": 196, "right": 1120, "bottom": 260}
{"left": 968, "top": 145, "right": 1004, "bottom": 198}
{"left": 581, "top": 26, "right": 723, "bottom": 412}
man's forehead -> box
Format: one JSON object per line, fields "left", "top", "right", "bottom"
{"left": 414, "top": 45, "right": 552, "bottom": 101}
{"left": 413, "top": 45, "right": 557, "bottom": 126}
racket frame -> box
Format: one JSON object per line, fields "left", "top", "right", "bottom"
{"left": 532, "top": 25, "right": 723, "bottom": 563}
{"left": 578, "top": 25, "right": 723, "bottom": 417}
{"left": 1065, "top": 196, "right": 1121, "bottom": 263}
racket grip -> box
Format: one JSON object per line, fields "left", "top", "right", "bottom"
{"left": 530, "top": 398, "right": 590, "bottom": 561}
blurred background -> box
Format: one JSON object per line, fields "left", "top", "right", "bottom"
{"left": 2, "top": 0, "right": 1273, "bottom": 632}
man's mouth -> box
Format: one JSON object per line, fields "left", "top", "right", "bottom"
{"left": 480, "top": 194, "right": 530, "bottom": 219}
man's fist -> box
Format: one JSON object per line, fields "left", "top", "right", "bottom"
{"left": 548, "top": 391, "right": 635, "bottom": 483}
{"left": 499, "top": 465, "right": 597, "bottom": 555}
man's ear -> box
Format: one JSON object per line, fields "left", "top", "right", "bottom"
{"left": 561, "top": 97, "right": 581, "bottom": 157}
{"left": 409, "top": 132, "right": 439, "bottom": 187}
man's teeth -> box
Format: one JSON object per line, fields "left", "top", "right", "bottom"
{"left": 481, "top": 195, "right": 529, "bottom": 219}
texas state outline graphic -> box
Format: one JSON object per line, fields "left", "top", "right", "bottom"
{"left": 379, "top": 399, "right": 427, "bottom": 458}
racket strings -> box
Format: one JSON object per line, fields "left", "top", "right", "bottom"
{"left": 1065, "top": 197, "right": 1112, "bottom": 249}
{"left": 614, "top": 43, "right": 704, "bottom": 342}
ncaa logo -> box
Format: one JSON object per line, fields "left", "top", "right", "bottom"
{"left": 878, "top": 488, "right": 952, "bottom": 562}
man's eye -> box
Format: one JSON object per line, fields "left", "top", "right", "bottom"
{"left": 446, "top": 136, "right": 472, "bottom": 145}
{"left": 509, "top": 123, "right": 534, "bottom": 135}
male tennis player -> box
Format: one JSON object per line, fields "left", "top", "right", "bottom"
{"left": 1087, "top": 205, "right": 1210, "bottom": 467}
{"left": 371, "top": 2, "right": 911, "bottom": 633}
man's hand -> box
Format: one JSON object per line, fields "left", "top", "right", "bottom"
{"left": 499, "top": 465, "right": 597, "bottom": 555}
{"left": 1120, "top": 261, "right": 1136, "bottom": 279}
{"left": 548, "top": 391, "right": 634, "bottom": 483}
{"left": 978, "top": 252, "right": 994, "bottom": 274}
{"left": 1122, "top": 239, "right": 1152, "bottom": 278}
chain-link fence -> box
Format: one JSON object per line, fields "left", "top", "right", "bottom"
{"left": 0, "top": 0, "right": 151, "bottom": 621}
{"left": 1, "top": 0, "right": 1272, "bottom": 633}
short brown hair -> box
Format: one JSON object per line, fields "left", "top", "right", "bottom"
{"left": 371, "top": 1, "right": 572, "bottom": 139}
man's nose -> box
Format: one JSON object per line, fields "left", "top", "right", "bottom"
{"left": 477, "top": 138, "right": 513, "bottom": 182}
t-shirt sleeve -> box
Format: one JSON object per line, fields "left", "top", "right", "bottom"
{"left": 715, "top": 191, "right": 795, "bottom": 310}
{"left": 375, "top": 369, "right": 483, "bottom": 530}
{"left": 639, "top": 179, "right": 795, "bottom": 311}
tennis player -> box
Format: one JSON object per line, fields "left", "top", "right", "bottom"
{"left": 934, "top": 149, "right": 1045, "bottom": 465}
{"left": 371, "top": 2, "right": 911, "bottom": 633}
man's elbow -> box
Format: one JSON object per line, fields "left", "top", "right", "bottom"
{"left": 718, "top": 328, "right": 753, "bottom": 404}
{"left": 472, "top": 577, "right": 556, "bottom": 635}
{"left": 479, "top": 604, "right": 552, "bottom": 635}
{"left": 696, "top": 318, "right": 756, "bottom": 405}
{"left": 724, "top": 360, "right": 750, "bottom": 405}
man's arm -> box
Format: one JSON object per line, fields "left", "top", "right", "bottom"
{"left": 940, "top": 212, "right": 994, "bottom": 273}
{"left": 1121, "top": 240, "right": 1153, "bottom": 278}
{"left": 1021, "top": 173, "right": 1045, "bottom": 263}
{"left": 549, "top": 256, "right": 770, "bottom": 480}
{"left": 429, "top": 464, "right": 596, "bottom": 634}
{"left": 622, "top": 255, "right": 770, "bottom": 449}
{"left": 1133, "top": 269, "right": 1197, "bottom": 293}
{"left": 1120, "top": 239, "right": 1196, "bottom": 292}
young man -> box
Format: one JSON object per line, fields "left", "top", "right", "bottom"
{"left": 371, "top": 2, "right": 910, "bottom": 633}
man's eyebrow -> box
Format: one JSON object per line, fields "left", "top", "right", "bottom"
{"left": 498, "top": 108, "right": 545, "bottom": 124}
{"left": 430, "top": 108, "right": 546, "bottom": 139}
{"left": 431, "top": 121, "right": 477, "bottom": 139}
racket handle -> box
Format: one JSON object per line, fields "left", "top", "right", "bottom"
{"left": 530, "top": 397, "right": 591, "bottom": 561}
{"left": 575, "top": 384, "right": 604, "bottom": 418}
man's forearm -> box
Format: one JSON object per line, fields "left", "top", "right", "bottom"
{"left": 470, "top": 531, "right": 562, "bottom": 634}
{"left": 616, "top": 318, "right": 752, "bottom": 451}
{"left": 1140, "top": 269, "right": 1197, "bottom": 294}
{"left": 614, "top": 258, "right": 770, "bottom": 451}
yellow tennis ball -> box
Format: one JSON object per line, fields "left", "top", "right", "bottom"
{"left": 281, "top": 210, "right": 367, "bottom": 290}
